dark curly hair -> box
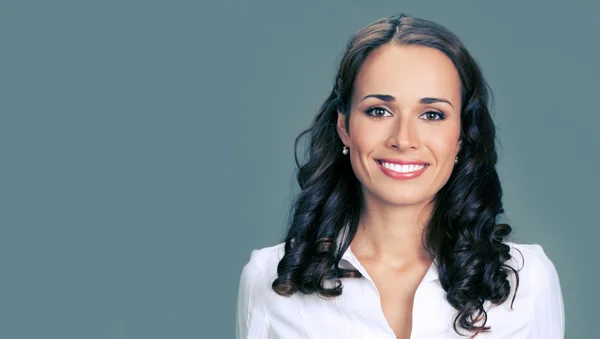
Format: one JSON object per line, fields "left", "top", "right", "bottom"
{"left": 272, "top": 13, "right": 520, "bottom": 338}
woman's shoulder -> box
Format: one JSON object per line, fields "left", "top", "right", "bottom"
{"left": 502, "top": 241, "right": 562, "bottom": 299}
{"left": 239, "top": 242, "right": 285, "bottom": 287}
{"left": 484, "top": 241, "right": 564, "bottom": 335}
{"left": 236, "top": 243, "right": 287, "bottom": 337}
{"left": 503, "top": 241, "right": 558, "bottom": 274}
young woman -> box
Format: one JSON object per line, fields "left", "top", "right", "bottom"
{"left": 236, "top": 14, "right": 564, "bottom": 339}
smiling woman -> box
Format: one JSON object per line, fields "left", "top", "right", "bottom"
{"left": 236, "top": 14, "right": 564, "bottom": 339}
{"left": 339, "top": 44, "right": 462, "bottom": 207}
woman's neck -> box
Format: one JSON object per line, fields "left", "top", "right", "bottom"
{"left": 351, "top": 199, "right": 433, "bottom": 268}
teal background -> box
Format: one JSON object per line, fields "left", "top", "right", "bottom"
{"left": 2, "top": 1, "right": 597, "bottom": 338}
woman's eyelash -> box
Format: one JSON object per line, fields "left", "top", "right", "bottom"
{"left": 364, "top": 107, "right": 391, "bottom": 117}
{"left": 364, "top": 107, "right": 446, "bottom": 120}
{"left": 421, "top": 111, "right": 446, "bottom": 120}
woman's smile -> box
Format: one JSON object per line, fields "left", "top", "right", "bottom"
{"left": 376, "top": 159, "right": 429, "bottom": 180}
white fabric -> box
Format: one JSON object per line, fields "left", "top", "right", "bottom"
{"left": 236, "top": 240, "right": 564, "bottom": 339}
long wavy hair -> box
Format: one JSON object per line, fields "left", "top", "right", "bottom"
{"left": 272, "top": 14, "right": 519, "bottom": 337}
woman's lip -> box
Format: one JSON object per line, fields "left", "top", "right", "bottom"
{"left": 376, "top": 158, "right": 428, "bottom": 165}
{"left": 375, "top": 160, "right": 428, "bottom": 180}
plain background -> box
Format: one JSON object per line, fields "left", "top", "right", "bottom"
{"left": 2, "top": 0, "right": 598, "bottom": 338}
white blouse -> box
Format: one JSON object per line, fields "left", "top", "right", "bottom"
{"left": 236, "top": 240, "right": 564, "bottom": 339}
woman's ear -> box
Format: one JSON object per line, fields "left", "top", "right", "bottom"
{"left": 337, "top": 112, "right": 350, "bottom": 145}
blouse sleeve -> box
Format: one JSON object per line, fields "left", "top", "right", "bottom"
{"left": 529, "top": 244, "right": 565, "bottom": 338}
{"left": 236, "top": 250, "right": 270, "bottom": 339}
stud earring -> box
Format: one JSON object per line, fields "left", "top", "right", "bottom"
{"left": 342, "top": 145, "right": 349, "bottom": 155}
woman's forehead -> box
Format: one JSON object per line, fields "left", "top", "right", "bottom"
{"left": 352, "top": 44, "right": 462, "bottom": 107}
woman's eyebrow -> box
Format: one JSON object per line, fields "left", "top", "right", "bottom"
{"left": 360, "top": 94, "right": 395, "bottom": 102}
{"left": 360, "top": 94, "right": 454, "bottom": 108}
{"left": 420, "top": 97, "right": 454, "bottom": 108}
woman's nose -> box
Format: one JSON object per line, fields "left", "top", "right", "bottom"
{"left": 386, "top": 117, "right": 419, "bottom": 150}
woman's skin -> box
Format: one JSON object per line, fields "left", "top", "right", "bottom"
{"left": 336, "top": 43, "right": 463, "bottom": 338}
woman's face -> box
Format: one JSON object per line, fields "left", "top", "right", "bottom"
{"left": 337, "top": 43, "right": 462, "bottom": 208}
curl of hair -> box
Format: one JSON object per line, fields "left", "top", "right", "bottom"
{"left": 272, "top": 14, "right": 520, "bottom": 338}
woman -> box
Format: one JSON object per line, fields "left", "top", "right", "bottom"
{"left": 236, "top": 14, "right": 564, "bottom": 339}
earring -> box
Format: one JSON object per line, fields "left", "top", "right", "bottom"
{"left": 455, "top": 155, "right": 459, "bottom": 163}
{"left": 342, "top": 145, "right": 349, "bottom": 155}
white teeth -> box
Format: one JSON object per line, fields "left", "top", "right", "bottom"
{"left": 381, "top": 162, "right": 425, "bottom": 173}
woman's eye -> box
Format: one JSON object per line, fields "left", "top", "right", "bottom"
{"left": 365, "top": 107, "right": 391, "bottom": 118}
{"left": 420, "top": 111, "right": 446, "bottom": 121}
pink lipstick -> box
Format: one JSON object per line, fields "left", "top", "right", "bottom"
{"left": 375, "top": 159, "right": 429, "bottom": 180}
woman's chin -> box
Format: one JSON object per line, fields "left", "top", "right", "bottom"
{"left": 375, "top": 193, "right": 434, "bottom": 208}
